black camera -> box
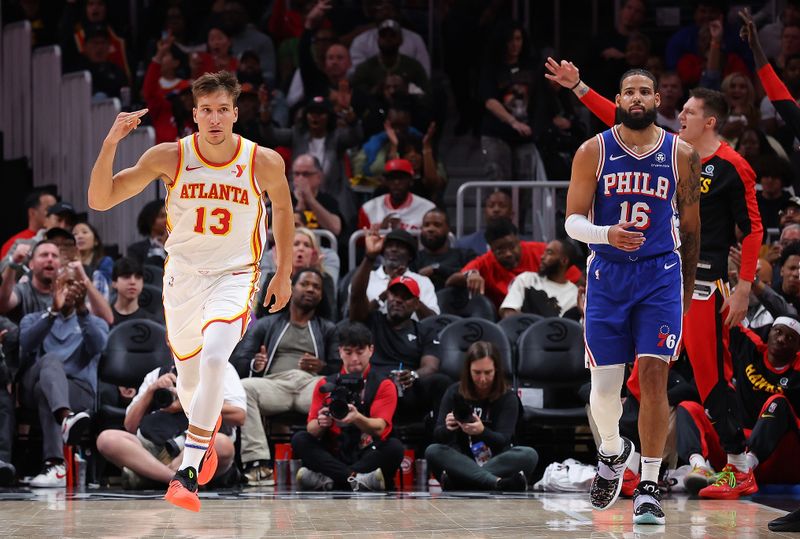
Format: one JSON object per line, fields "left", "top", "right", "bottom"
{"left": 452, "top": 392, "right": 476, "bottom": 423}
{"left": 319, "top": 373, "right": 365, "bottom": 420}
{"left": 152, "top": 387, "right": 176, "bottom": 409}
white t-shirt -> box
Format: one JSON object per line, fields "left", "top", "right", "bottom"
{"left": 127, "top": 362, "right": 246, "bottom": 416}
{"left": 500, "top": 272, "right": 578, "bottom": 317}
{"left": 361, "top": 265, "right": 439, "bottom": 316}
{"left": 358, "top": 193, "right": 436, "bottom": 233}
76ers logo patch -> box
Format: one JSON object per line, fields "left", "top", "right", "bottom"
{"left": 657, "top": 324, "right": 677, "bottom": 349}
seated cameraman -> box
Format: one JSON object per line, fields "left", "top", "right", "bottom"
{"left": 231, "top": 268, "right": 340, "bottom": 486}
{"left": 425, "top": 341, "right": 537, "bottom": 491}
{"left": 19, "top": 264, "right": 109, "bottom": 487}
{"left": 350, "top": 228, "right": 451, "bottom": 422}
{"left": 291, "top": 322, "right": 403, "bottom": 491}
{"left": 96, "top": 362, "right": 245, "bottom": 489}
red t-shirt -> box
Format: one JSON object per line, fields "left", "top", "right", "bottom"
{"left": 1, "top": 229, "right": 37, "bottom": 258}
{"left": 307, "top": 367, "right": 398, "bottom": 441}
{"left": 461, "top": 241, "right": 583, "bottom": 308}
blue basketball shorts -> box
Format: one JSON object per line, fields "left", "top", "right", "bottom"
{"left": 583, "top": 251, "right": 684, "bottom": 367}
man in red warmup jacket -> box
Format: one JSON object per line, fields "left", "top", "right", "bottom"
{"left": 544, "top": 56, "right": 764, "bottom": 498}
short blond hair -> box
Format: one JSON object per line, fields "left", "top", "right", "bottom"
{"left": 191, "top": 71, "right": 241, "bottom": 105}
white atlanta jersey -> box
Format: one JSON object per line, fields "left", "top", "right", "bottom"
{"left": 165, "top": 133, "right": 267, "bottom": 274}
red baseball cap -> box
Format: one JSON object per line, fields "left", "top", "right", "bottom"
{"left": 384, "top": 158, "right": 415, "bottom": 177}
{"left": 387, "top": 275, "right": 420, "bottom": 298}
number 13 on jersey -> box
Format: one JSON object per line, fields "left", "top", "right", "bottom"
{"left": 193, "top": 207, "right": 232, "bottom": 235}
{"left": 619, "top": 201, "right": 651, "bottom": 230}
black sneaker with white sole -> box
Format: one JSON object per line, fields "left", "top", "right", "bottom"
{"left": 590, "top": 437, "right": 635, "bottom": 510}
{"left": 633, "top": 480, "right": 666, "bottom": 525}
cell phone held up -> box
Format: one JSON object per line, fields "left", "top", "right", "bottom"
{"left": 452, "top": 392, "right": 476, "bottom": 424}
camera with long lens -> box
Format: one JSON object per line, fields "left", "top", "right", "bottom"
{"left": 319, "top": 373, "right": 365, "bottom": 420}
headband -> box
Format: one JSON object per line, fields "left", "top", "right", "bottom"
{"left": 773, "top": 316, "right": 800, "bottom": 337}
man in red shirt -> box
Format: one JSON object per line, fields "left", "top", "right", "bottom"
{"left": 446, "top": 218, "right": 582, "bottom": 310}
{"left": 290, "top": 321, "right": 403, "bottom": 492}
{"left": 1, "top": 190, "right": 57, "bottom": 259}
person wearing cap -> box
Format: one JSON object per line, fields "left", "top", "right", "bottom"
{"left": 354, "top": 227, "right": 439, "bottom": 317}
{"left": 260, "top": 94, "right": 362, "bottom": 224}
{"left": 350, "top": 227, "right": 450, "bottom": 423}
{"left": 779, "top": 195, "right": 800, "bottom": 230}
{"left": 351, "top": 18, "right": 430, "bottom": 98}
{"left": 44, "top": 202, "right": 78, "bottom": 232}
{"left": 357, "top": 158, "right": 436, "bottom": 233}
{"left": 676, "top": 315, "right": 800, "bottom": 499}
{"left": 62, "top": 0, "right": 130, "bottom": 79}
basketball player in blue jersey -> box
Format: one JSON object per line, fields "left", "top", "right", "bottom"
{"left": 88, "top": 71, "right": 294, "bottom": 511}
{"left": 566, "top": 69, "right": 700, "bottom": 525}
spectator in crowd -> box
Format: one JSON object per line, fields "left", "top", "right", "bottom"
{"left": 350, "top": 229, "right": 449, "bottom": 421}
{"left": 735, "top": 126, "right": 788, "bottom": 164}
{"left": 351, "top": 19, "right": 430, "bottom": 98}
{"left": 192, "top": 25, "right": 238, "bottom": 79}
{"left": 44, "top": 202, "right": 78, "bottom": 232}
{"left": 127, "top": 200, "right": 168, "bottom": 267}
{"left": 656, "top": 72, "right": 684, "bottom": 132}
{"left": 665, "top": 1, "right": 751, "bottom": 73}
{"left": 392, "top": 127, "right": 446, "bottom": 205}
{"left": 351, "top": 227, "right": 439, "bottom": 317}
{"left": 479, "top": 21, "right": 543, "bottom": 183}
{"left": 232, "top": 267, "right": 339, "bottom": 486}
{"left": 291, "top": 154, "right": 344, "bottom": 235}
{"left": 291, "top": 321, "right": 403, "bottom": 491}
{"left": 1, "top": 189, "right": 57, "bottom": 258}
{"left": 0, "top": 240, "right": 60, "bottom": 324}
{"left": 426, "top": 341, "right": 537, "bottom": 491}
{"left": 73, "top": 222, "right": 113, "bottom": 297}
{"left": 755, "top": 156, "right": 794, "bottom": 232}
{"left": 96, "top": 362, "right": 245, "bottom": 489}
{"left": 454, "top": 190, "right": 514, "bottom": 256}
{"left": 156, "top": 5, "right": 202, "bottom": 59}
{"left": 4, "top": 0, "right": 60, "bottom": 47}
{"left": 499, "top": 239, "right": 581, "bottom": 320}
{"left": 142, "top": 34, "right": 191, "bottom": 144}
{"left": 110, "top": 258, "right": 156, "bottom": 326}
{"left": 678, "top": 316, "right": 800, "bottom": 497}
{"left": 446, "top": 218, "right": 581, "bottom": 310}
{"left": 221, "top": 0, "right": 276, "bottom": 86}
{"left": 720, "top": 73, "right": 761, "bottom": 142}
{"left": 19, "top": 267, "right": 109, "bottom": 487}
{"left": 61, "top": 0, "right": 130, "bottom": 79}
{"left": 349, "top": 1, "right": 430, "bottom": 75}
{"left": 258, "top": 228, "right": 336, "bottom": 319}
{"left": 765, "top": 223, "right": 800, "bottom": 288}
{"left": 413, "top": 208, "right": 476, "bottom": 292}
{"left": 260, "top": 95, "right": 362, "bottom": 224}
{"left": 759, "top": 0, "right": 800, "bottom": 61}
{"left": 353, "top": 97, "right": 422, "bottom": 180}
{"left": 361, "top": 72, "right": 428, "bottom": 137}
{"left": 0, "top": 323, "right": 16, "bottom": 486}
{"left": 357, "top": 159, "right": 436, "bottom": 233}
{"left": 286, "top": 24, "right": 338, "bottom": 109}
{"left": 77, "top": 23, "right": 130, "bottom": 100}
{"left": 676, "top": 18, "right": 750, "bottom": 89}
{"left": 772, "top": 23, "right": 800, "bottom": 73}
{"left": 778, "top": 242, "right": 800, "bottom": 311}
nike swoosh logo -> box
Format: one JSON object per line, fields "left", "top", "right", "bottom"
{"left": 185, "top": 165, "right": 203, "bottom": 171}
{"left": 664, "top": 262, "right": 678, "bottom": 270}
{"left": 609, "top": 154, "right": 625, "bottom": 161}
{"left": 56, "top": 472, "right": 66, "bottom": 479}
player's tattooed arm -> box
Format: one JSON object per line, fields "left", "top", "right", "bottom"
{"left": 677, "top": 142, "right": 701, "bottom": 312}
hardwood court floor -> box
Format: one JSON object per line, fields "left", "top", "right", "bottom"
{"left": 0, "top": 489, "right": 794, "bottom": 538}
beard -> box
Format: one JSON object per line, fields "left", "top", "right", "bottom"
{"left": 420, "top": 233, "right": 447, "bottom": 251}
{"left": 538, "top": 262, "right": 559, "bottom": 279}
{"left": 617, "top": 105, "right": 658, "bottom": 130}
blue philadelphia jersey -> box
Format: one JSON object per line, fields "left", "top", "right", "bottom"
{"left": 590, "top": 125, "right": 680, "bottom": 262}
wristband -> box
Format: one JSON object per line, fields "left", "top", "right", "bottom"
{"left": 569, "top": 79, "right": 582, "bottom": 90}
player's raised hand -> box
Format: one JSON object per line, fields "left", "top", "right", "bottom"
{"left": 544, "top": 57, "right": 580, "bottom": 89}
{"left": 608, "top": 221, "right": 645, "bottom": 252}
{"left": 105, "top": 109, "right": 148, "bottom": 145}
{"left": 263, "top": 273, "right": 291, "bottom": 313}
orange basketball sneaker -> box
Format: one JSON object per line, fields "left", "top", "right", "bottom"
{"left": 197, "top": 415, "right": 223, "bottom": 485}
{"left": 165, "top": 467, "right": 200, "bottom": 512}
{"left": 698, "top": 464, "right": 758, "bottom": 500}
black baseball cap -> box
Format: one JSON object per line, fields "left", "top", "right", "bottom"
{"left": 47, "top": 201, "right": 76, "bottom": 216}
{"left": 384, "top": 228, "right": 417, "bottom": 259}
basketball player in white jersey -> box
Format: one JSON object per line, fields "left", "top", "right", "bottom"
{"left": 88, "top": 71, "right": 294, "bottom": 511}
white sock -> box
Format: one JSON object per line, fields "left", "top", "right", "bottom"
{"left": 727, "top": 452, "right": 749, "bottom": 472}
{"left": 640, "top": 456, "right": 662, "bottom": 484}
{"left": 590, "top": 365, "right": 625, "bottom": 457}
{"left": 689, "top": 453, "right": 707, "bottom": 469}
{"left": 179, "top": 431, "right": 211, "bottom": 472}
{"left": 745, "top": 452, "right": 759, "bottom": 471}
{"left": 629, "top": 451, "right": 641, "bottom": 474}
